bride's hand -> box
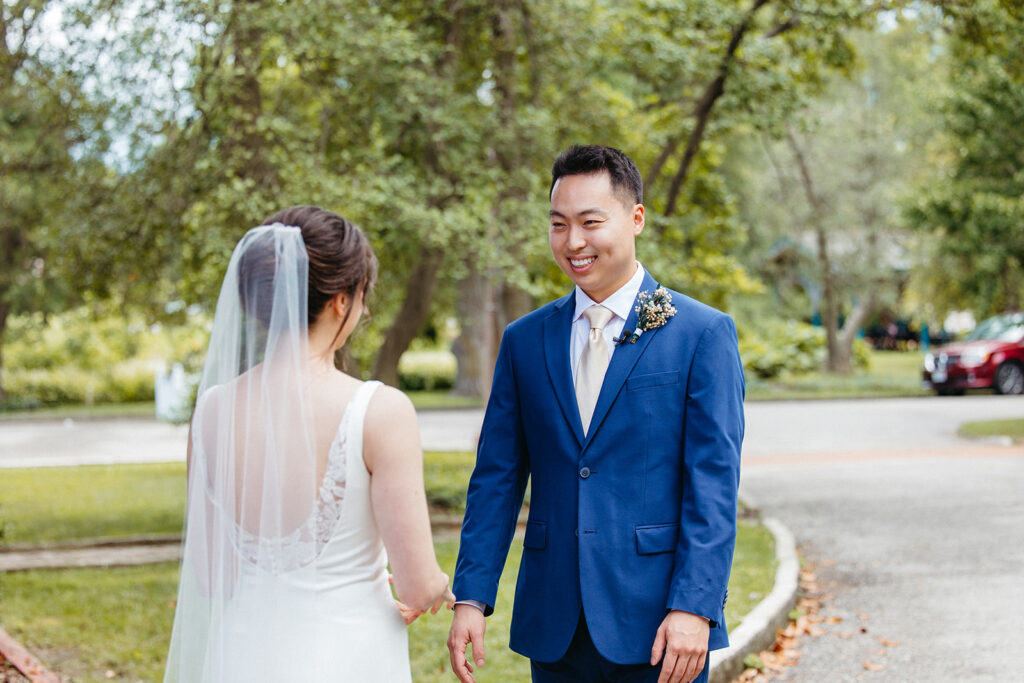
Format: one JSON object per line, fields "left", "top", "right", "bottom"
{"left": 430, "top": 585, "right": 456, "bottom": 615}
{"left": 395, "top": 599, "right": 425, "bottom": 625}
{"left": 428, "top": 572, "right": 455, "bottom": 615}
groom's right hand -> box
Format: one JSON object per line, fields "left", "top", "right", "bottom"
{"left": 447, "top": 603, "right": 486, "bottom": 683}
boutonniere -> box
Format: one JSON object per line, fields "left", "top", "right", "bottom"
{"left": 613, "top": 287, "right": 677, "bottom": 346}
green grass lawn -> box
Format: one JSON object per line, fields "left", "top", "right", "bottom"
{"left": 958, "top": 418, "right": 1024, "bottom": 442}
{"left": 0, "top": 401, "right": 157, "bottom": 421}
{"left": 0, "top": 454, "right": 476, "bottom": 546}
{"left": 0, "top": 563, "right": 180, "bottom": 683}
{"left": 0, "top": 462, "right": 187, "bottom": 545}
{"left": 0, "top": 459, "right": 776, "bottom": 682}
{"left": 745, "top": 350, "right": 928, "bottom": 400}
{"left": 0, "top": 524, "right": 774, "bottom": 683}
{"left": 408, "top": 390, "right": 484, "bottom": 410}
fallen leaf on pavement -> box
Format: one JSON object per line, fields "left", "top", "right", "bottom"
{"left": 730, "top": 555, "right": 824, "bottom": 683}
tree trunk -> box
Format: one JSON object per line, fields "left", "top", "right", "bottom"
{"left": 785, "top": 127, "right": 847, "bottom": 373}
{"left": 497, "top": 283, "right": 533, "bottom": 331}
{"left": 449, "top": 0, "right": 533, "bottom": 399}
{"left": 815, "top": 226, "right": 844, "bottom": 372}
{"left": 0, "top": 299, "right": 9, "bottom": 403}
{"left": 833, "top": 293, "right": 877, "bottom": 374}
{"left": 451, "top": 266, "right": 496, "bottom": 398}
{"left": 371, "top": 249, "right": 445, "bottom": 387}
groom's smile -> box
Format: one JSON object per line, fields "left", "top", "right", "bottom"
{"left": 569, "top": 255, "right": 597, "bottom": 272}
{"left": 549, "top": 170, "right": 645, "bottom": 303}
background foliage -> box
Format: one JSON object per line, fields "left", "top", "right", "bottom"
{"left": 1, "top": 0, "right": 1020, "bottom": 403}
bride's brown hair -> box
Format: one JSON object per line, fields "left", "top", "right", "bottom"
{"left": 260, "top": 205, "right": 378, "bottom": 346}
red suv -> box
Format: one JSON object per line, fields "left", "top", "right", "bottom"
{"left": 923, "top": 313, "right": 1024, "bottom": 395}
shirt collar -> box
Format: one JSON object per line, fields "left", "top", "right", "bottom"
{"left": 573, "top": 262, "right": 646, "bottom": 323}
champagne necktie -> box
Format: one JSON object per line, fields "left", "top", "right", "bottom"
{"left": 576, "top": 305, "right": 614, "bottom": 436}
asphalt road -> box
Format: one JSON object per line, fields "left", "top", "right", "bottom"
{"left": 740, "top": 395, "right": 1024, "bottom": 681}
{"left": 2, "top": 395, "right": 1023, "bottom": 681}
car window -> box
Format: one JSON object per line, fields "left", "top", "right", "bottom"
{"left": 965, "top": 316, "right": 1024, "bottom": 342}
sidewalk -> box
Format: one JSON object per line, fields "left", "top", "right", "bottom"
{"left": 0, "top": 409, "right": 483, "bottom": 468}
{"left": 0, "top": 541, "right": 181, "bottom": 573}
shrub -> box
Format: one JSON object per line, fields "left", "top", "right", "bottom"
{"left": 398, "top": 350, "right": 456, "bottom": 391}
{"left": 739, "top": 320, "right": 870, "bottom": 379}
{"left": 1, "top": 306, "right": 209, "bottom": 408}
{"left": 1, "top": 360, "right": 158, "bottom": 407}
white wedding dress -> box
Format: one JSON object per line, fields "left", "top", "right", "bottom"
{"left": 211, "top": 380, "right": 411, "bottom": 682}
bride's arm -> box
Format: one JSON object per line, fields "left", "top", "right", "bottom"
{"left": 364, "top": 385, "right": 453, "bottom": 612}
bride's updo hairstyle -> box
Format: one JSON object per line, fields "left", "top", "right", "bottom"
{"left": 257, "top": 205, "right": 378, "bottom": 345}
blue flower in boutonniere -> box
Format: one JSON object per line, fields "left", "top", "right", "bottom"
{"left": 613, "top": 287, "right": 677, "bottom": 346}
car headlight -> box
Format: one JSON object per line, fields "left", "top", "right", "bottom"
{"left": 924, "top": 353, "right": 936, "bottom": 372}
{"left": 961, "top": 350, "right": 990, "bottom": 368}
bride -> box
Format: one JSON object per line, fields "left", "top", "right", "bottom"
{"left": 164, "top": 206, "right": 454, "bottom": 682}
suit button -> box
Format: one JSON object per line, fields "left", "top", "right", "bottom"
{"left": 579, "top": 466, "right": 591, "bottom": 479}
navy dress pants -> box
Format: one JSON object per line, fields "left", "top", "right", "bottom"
{"left": 530, "top": 611, "right": 711, "bottom": 683}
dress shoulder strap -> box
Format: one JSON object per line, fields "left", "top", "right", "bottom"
{"left": 349, "top": 380, "right": 382, "bottom": 424}
{"left": 343, "top": 380, "right": 383, "bottom": 476}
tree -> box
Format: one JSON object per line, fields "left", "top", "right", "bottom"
{"left": 906, "top": 0, "right": 1024, "bottom": 318}
{"left": 0, "top": 0, "right": 107, "bottom": 400}
{"left": 726, "top": 16, "right": 946, "bottom": 371}
{"left": 31, "top": 0, "right": 938, "bottom": 401}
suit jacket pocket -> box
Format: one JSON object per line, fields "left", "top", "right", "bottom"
{"left": 635, "top": 523, "right": 680, "bottom": 555}
{"left": 626, "top": 371, "right": 680, "bottom": 391}
{"left": 524, "top": 521, "right": 547, "bottom": 549}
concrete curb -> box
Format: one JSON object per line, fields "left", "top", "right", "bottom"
{"left": 709, "top": 516, "right": 799, "bottom": 683}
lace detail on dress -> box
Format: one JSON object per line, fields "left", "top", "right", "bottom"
{"left": 313, "top": 410, "right": 350, "bottom": 546}
{"left": 229, "top": 398, "right": 354, "bottom": 573}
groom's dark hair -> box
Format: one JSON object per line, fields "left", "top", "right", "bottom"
{"left": 550, "top": 144, "right": 642, "bottom": 207}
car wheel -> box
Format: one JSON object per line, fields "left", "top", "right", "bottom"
{"left": 994, "top": 361, "right": 1024, "bottom": 395}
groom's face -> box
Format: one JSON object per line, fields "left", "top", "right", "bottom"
{"left": 549, "top": 171, "right": 645, "bottom": 303}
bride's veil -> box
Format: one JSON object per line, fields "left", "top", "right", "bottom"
{"left": 164, "top": 224, "right": 325, "bottom": 681}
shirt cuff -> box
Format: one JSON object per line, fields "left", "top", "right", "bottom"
{"left": 455, "top": 599, "right": 487, "bottom": 613}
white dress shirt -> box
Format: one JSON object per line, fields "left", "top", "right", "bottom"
{"left": 455, "top": 263, "right": 646, "bottom": 614}
{"left": 570, "top": 262, "right": 646, "bottom": 380}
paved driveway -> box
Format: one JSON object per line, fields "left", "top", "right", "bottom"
{"left": 740, "top": 395, "right": 1024, "bottom": 681}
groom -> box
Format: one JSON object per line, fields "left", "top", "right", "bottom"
{"left": 447, "top": 145, "right": 744, "bottom": 683}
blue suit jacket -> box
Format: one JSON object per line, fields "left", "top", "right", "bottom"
{"left": 453, "top": 271, "right": 745, "bottom": 665}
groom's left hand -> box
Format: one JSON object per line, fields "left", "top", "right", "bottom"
{"left": 650, "top": 610, "right": 709, "bottom": 683}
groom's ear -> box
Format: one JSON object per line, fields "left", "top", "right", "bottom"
{"left": 633, "top": 204, "right": 645, "bottom": 236}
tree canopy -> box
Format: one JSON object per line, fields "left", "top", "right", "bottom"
{"left": 4, "top": 0, "right": 1017, "bottom": 397}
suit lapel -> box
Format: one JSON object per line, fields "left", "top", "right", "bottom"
{"left": 583, "top": 271, "right": 660, "bottom": 448}
{"left": 543, "top": 292, "right": 585, "bottom": 446}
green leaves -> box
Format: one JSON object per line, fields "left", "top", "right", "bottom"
{"left": 906, "top": 0, "right": 1024, "bottom": 317}
{"left": 5, "top": 0, "right": 959, "bottom": 396}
